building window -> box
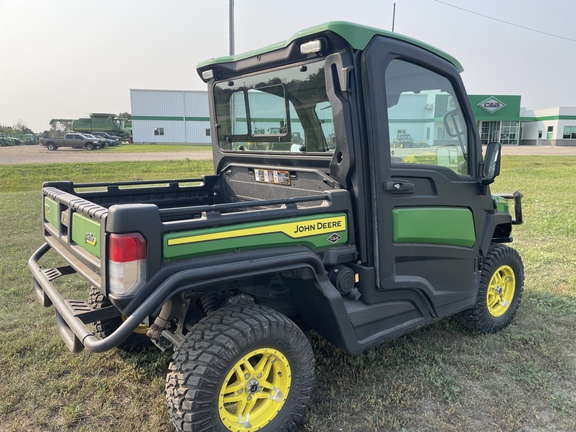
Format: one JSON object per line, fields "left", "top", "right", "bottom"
{"left": 547, "top": 126, "right": 553, "bottom": 139}
{"left": 154, "top": 127, "right": 164, "bottom": 136}
{"left": 435, "top": 125, "right": 445, "bottom": 140}
{"left": 479, "top": 121, "right": 501, "bottom": 145}
{"left": 205, "top": 128, "right": 211, "bottom": 136}
{"left": 563, "top": 126, "right": 576, "bottom": 139}
{"left": 500, "top": 121, "right": 520, "bottom": 145}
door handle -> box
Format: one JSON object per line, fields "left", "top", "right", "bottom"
{"left": 385, "top": 180, "right": 415, "bottom": 193}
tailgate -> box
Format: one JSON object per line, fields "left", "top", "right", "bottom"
{"left": 43, "top": 186, "right": 107, "bottom": 288}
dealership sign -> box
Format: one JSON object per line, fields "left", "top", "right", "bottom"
{"left": 478, "top": 97, "right": 507, "bottom": 114}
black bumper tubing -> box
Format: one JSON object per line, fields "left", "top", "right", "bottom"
{"left": 29, "top": 242, "right": 326, "bottom": 353}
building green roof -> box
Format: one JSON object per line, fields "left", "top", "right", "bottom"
{"left": 197, "top": 21, "right": 463, "bottom": 72}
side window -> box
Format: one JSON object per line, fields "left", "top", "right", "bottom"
{"left": 385, "top": 59, "right": 470, "bottom": 175}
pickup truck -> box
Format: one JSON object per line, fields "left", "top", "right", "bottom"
{"left": 29, "top": 21, "right": 524, "bottom": 432}
{"left": 39, "top": 133, "right": 101, "bottom": 151}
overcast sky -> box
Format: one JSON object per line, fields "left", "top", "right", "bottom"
{"left": 1, "top": 0, "right": 574, "bottom": 132}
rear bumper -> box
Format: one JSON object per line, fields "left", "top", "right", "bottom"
{"left": 28, "top": 243, "right": 146, "bottom": 353}
{"left": 29, "top": 243, "right": 338, "bottom": 353}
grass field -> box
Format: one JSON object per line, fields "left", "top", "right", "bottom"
{"left": 0, "top": 156, "right": 575, "bottom": 431}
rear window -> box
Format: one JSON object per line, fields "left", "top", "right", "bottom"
{"left": 213, "top": 59, "right": 334, "bottom": 154}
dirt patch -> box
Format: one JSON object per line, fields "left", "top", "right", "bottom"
{"left": 499, "top": 145, "right": 576, "bottom": 156}
{"left": 0, "top": 145, "right": 212, "bottom": 165}
{"left": 1, "top": 144, "right": 575, "bottom": 166}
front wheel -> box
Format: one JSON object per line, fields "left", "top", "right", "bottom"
{"left": 456, "top": 243, "right": 524, "bottom": 333}
{"left": 85, "top": 143, "right": 94, "bottom": 151}
{"left": 166, "top": 304, "right": 315, "bottom": 432}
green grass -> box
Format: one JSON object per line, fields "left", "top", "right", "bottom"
{"left": 0, "top": 159, "right": 213, "bottom": 192}
{"left": 1, "top": 156, "right": 575, "bottom": 431}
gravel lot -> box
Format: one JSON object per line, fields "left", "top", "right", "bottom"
{"left": 0, "top": 145, "right": 212, "bottom": 165}
{"left": 1, "top": 144, "right": 576, "bottom": 165}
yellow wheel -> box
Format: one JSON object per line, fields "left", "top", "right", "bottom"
{"left": 456, "top": 244, "right": 524, "bottom": 333}
{"left": 166, "top": 304, "right": 315, "bottom": 432}
{"left": 486, "top": 265, "right": 515, "bottom": 318}
{"left": 219, "top": 348, "right": 291, "bottom": 430}
{"left": 120, "top": 315, "right": 149, "bottom": 335}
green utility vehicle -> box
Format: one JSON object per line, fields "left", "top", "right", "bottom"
{"left": 49, "top": 113, "right": 131, "bottom": 140}
{"left": 29, "top": 22, "right": 524, "bottom": 432}
{"left": 0, "top": 134, "right": 22, "bottom": 146}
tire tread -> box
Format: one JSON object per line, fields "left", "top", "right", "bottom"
{"left": 166, "top": 304, "right": 314, "bottom": 432}
{"left": 455, "top": 243, "right": 524, "bottom": 333}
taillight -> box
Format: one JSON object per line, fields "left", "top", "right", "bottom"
{"left": 108, "top": 233, "right": 146, "bottom": 296}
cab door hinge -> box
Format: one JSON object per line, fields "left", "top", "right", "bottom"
{"left": 475, "top": 256, "right": 484, "bottom": 272}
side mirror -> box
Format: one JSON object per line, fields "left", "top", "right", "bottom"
{"left": 479, "top": 142, "right": 501, "bottom": 194}
{"left": 483, "top": 141, "right": 502, "bottom": 181}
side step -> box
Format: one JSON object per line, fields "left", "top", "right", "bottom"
{"left": 34, "top": 266, "right": 76, "bottom": 307}
{"left": 55, "top": 299, "right": 122, "bottom": 353}
{"left": 66, "top": 299, "right": 121, "bottom": 324}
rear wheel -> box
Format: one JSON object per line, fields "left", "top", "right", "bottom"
{"left": 88, "top": 287, "right": 150, "bottom": 351}
{"left": 47, "top": 142, "right": 57, "bottom": 151}
{"left": 166, "top": 304, "right": 315, "bottom": 432}
{"left": 456, "top": 244, "right": 524, "bottom": 333}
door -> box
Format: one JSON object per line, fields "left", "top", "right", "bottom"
{"left": 363, "top": 37, "right": 494, "bottom": 317}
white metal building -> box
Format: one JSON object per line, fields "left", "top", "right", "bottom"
{"left": 130, "top": 89, "right": 576, "bottom": 146}
{"left": 521, "top": 107, "right": 576, "bottom": 146}
{"left": 130, "top": 89, "right": 211, "bottom": 144}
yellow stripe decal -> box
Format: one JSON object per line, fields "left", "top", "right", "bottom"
{"left": 167, "top": 215, "right": 346, "bottom": 246}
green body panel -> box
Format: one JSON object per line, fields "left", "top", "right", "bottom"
{"left": 197, "top": 21, "right": 463, "bottom": 72}
{"left": 492, "top": 195, "right": 510, "bottom": 213}
{"left": 71, "top": 213, "right": 101, "bottom": 258}
{"left": 392, "top": 207, "right": 475, "bottom": 248}
{"left": 44, "top": 197, "right": 59, "bottom": 229}
{"left": 164, "top": 213, "right": 348, "bottom": 261}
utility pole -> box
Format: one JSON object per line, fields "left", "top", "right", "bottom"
{"left": 229, "top": 0, "right": 235, "bottom": 55}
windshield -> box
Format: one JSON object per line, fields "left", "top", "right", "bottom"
{"left": 213, "top": 59, "right": 334, "bottom": 153}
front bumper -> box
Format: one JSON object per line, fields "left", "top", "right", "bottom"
{"left": 497, "top": 191, "right": 523, "bottom": 225}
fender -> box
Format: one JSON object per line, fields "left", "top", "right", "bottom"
{"left": 478, "top": 211, "right": 513, "bottom": 257}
